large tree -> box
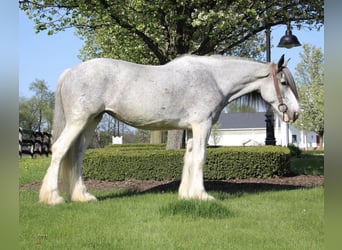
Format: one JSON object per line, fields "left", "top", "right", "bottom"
{"left": 19, "top": 79, "right": 54, "bottom": 131}
{"left": 19, "top": 0, "right": 324, "bottom": 147}
{"left": 20, "top": 0, "right": 323, "bottom": 62}
{"left": 294, "top": 44, "right": 324, "bottom": 148}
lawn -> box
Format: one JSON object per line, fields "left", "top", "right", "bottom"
{"left": 290, "top": 153, "right": 324, "bottom": 176}
{"left": 19, "top": 153, "right": 324, "bottom": 250}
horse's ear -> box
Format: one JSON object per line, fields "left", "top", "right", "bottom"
{"left": 277, "top": 54, "right": 285, "bottom": 70}
{"left": 283, "top": 58, "right": 291, "bottom": 68}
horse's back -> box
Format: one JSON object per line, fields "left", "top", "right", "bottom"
{"left": 63, "top": 57, "right": 211, "bottom": 95}
{"left": 58, "top": 56, "right": 224, "bottom": 129}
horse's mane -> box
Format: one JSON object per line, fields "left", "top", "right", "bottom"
{"left": 209, "top": 54, "right": 267, "bottom": 64}
{"left": 282, "top": 67, "right": 299, "bottom": 99}
{"left": 172, "top": 54, "right": 267, "bottom": 65}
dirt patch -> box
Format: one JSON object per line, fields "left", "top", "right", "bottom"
{"left": 22, "top": 175, "right": 324, "bottom": 193}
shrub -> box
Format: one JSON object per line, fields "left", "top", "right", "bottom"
{"left": 83, "top": 147, "right": 183, "bottom": 181}
{"left": 83, "top": 145, "right": 291, "bottom": 181}
{"left": 104, "top": 143, "right": 166, "bottom": 150}
{"left": 287, "top": 144, "right": 302, "bottom": 157}
{"left": 205, "top": 146, "right": 291, "bottom": 179}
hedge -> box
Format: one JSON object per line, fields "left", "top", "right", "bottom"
{"left": 83, "top": 145, "right": 291, "bottom": 181}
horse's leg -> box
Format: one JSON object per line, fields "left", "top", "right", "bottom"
{"left": 68, "top": 116, "right": 102, "bottom": 202}
{"left": 39, "top": 120, "right": 88, "bottom": 205}
{"left": 179, "top": 121, "right": 214, "bottom": 200}
{"left": 179, "top": 138, "right": 193, "bottom": 199}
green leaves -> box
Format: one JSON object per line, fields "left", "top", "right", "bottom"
{"left": 294, "top": 43, "right": 324, "bottom": 144}
{"left": 19, "top": 79, "right": 54, "bottom": 131}
{"left": 19, "top": 0, "right": 324, "bottom": 64}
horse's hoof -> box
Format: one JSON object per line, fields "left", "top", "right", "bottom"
{"left": 71, "top": 192, "right": 97, "bottom": 202}
{"left": 178, "top": 194, "right": 190, "bottom": 200}
{"left": 39, "top": 191, "right": 65, "bottom": 205}
{"left": 178, "top": 191, "right": 215, "bottom": 201}
{"left": 201, "top": 193, "right": 215, "bottom": 201}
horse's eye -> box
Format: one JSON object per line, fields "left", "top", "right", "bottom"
{"left": 280, "top": 73, "right": 287, "bottom": 85}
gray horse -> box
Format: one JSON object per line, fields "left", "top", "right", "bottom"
{"left": 39, "top": 54, "right": 300, "bottom": 205}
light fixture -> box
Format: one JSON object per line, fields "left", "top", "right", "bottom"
{"left": 277, "top": 23, "right": 301, "bottom": 49}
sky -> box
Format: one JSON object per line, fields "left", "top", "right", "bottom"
{"left": 19, "top": 10, "right": 324, "bottom": 98}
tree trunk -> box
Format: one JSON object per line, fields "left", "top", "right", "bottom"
{"left": 38, "top": 109, "right": 42, "bottom": 132}
{"left": 166, "top": 130, "right": 185, "bottom": 149}
{"left": 150, "top": 131, "right": 162, "bottom": 144}
{"left": 318, "top": 132, "right": 324, "bottom": 150}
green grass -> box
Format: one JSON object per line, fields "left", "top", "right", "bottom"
{"left": 19, "top": 157, "right": 51, "bottom": 186}
{"left": 19, "top": 154, "right": 324, "bottom": 250}
{"left": 290, "top": 152, "right": 324, "bottom": 176}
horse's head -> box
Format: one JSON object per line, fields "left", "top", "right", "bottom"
{"left": 261, "top": 54, "right": 300, "bottom": 123}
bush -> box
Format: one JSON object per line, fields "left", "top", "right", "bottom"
{"left": 287, "top": 144, "right": 302, "bottom": 157}
{"left": 83, "top": 145, "right": 291, "bottom": 181}
{"left": 83, "top": 147, "right": 183, "bottom": 181}
{"left": 205, "top": 146, "right": 291, "bottom": 179}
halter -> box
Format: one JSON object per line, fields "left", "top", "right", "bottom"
{"left": 271, "top": 63, "right": 288, "bottom": 114}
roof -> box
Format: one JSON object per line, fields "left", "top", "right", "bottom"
{"left": 217, "top": 112, "right": 266, "bottom": 129}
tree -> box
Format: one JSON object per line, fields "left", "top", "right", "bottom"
{"left": 135, "top": 129, "right": 151, "bottom": 143}
{"left": 19, "top": 0, "right": 324, "bottom": 147}
{"left": 92, "top": 113, "right": 133, "bottom": 147}
{"left": 295, "top": 44, "right": 324, "bottom": 87}
{"left": 20, "top": 0, "right": 323, "bottom": 63}
{"left": 19, "top": 96, "right": 39, "bottom": 130}
{"left": 294, "top": 44, "right": 324, "bottom": 148}
{"left": 19, "top": 79, "right": 54, "bottom": 131}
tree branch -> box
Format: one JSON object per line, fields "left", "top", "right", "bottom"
{"left": 97, "top": 0, "right": 168, "bottom": 64}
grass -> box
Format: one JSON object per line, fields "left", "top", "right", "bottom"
{"left": 19, "top": 158, "right": 49, "bottom": 186}
{"left": 19, "top": 153, "right": 324, "bottom": 250}
{"left": 290, "top": 151, "right": 324, "bottom": 176}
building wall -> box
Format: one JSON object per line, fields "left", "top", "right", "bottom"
{"left": 208, "top": 129, "right": 266, "bottom": 146}
{"left": 274, "top": 115, "right": 319, "bottom": 149}
{"left": 209, "top": 115, "right": 320, "bottom": 149}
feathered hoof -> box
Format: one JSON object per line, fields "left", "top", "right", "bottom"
{"left": 39, "top": 190, "right": 65, "bottom": 205}
{"left": 71, "top": 192, "right": 97, "bottom": 203}
{"left": 200, "top": 192, "right": 215, "bottom": 201}
{"left": 179, "top": 191, "right": 215, "bottom": 201}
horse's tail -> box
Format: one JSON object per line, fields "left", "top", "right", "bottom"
{"left": 51, "top": 68, "right": 71, "bottom": 143}
{"left": 51, "top": 68, "right": 76, "bottom": 194}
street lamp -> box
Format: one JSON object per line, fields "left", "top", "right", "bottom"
{"left": 264, "top": 23, "right": 301, "bottom": 146}
{"left": 277, "top": 22, "right": 301, "bottom": 49}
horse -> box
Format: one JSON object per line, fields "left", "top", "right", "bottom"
{"left": 39, "top": 54, "right": 300, "bottom": 205}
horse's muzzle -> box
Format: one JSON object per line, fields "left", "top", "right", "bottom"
{"left": 293, "top": 112, "right": 299, "bottom": 122}
{"left": 283, "top": 112, "right": 299, "bottom": 123}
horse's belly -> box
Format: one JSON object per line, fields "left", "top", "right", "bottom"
{"left": 106, "top": 96, "right": 193, "bottom": 129}
{"left": 112, "top": 110, "right": 191, "bottom": 130}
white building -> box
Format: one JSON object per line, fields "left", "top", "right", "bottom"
{"left": 208, "top": 112, "right": 321, "bottom": 149}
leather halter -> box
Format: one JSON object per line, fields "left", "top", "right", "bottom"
{"left": 272, "top": 63, "right": 288, "bottom": 114}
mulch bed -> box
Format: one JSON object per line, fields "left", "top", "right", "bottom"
{"left": 22, "top": 175, "right": 324, "bottom": 194}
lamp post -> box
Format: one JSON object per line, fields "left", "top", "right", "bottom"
{"left": 264, "top": 23, "right": 301, "bottom": 146}
{"left": 265, "top": 26, "right": 276, "bottom": 145}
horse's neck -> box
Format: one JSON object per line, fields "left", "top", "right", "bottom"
{"left": 210, "top": 59, "right": 271, "bottom": 102}
{"left": 227, "top": 81, "right": 262, "bottom": 103}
